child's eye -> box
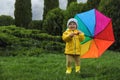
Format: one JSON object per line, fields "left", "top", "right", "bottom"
{"left": 69, "top": 22, "right": 76, "bottom": 25}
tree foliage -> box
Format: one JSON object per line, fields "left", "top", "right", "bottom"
{"left": 43, "top": 0, "right": 59, "bottom": 19}
{"left": 14, "top": 0, "right": 32, "bottom": 28}
{"left": 87, "top": 0, "right": 101, "bottom": 9}
{"left": 43, "top": 8, "right": 64, "bottom": 36}
{"left": 67, "top": 0, "right": 77, "bottom": 8}
{"left": 28, "top": 20, "right": 43, "bottom": 30}
{"left": 0, "top": 15, "right": 14, "bottom": 26}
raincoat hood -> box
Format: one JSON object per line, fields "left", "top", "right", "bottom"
{"left": 67, "top": 18, "right": 78, "bottom": 27}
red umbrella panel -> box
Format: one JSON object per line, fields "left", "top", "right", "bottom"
{"left": 74, "top": 9, "right": 115, "bottom": 58}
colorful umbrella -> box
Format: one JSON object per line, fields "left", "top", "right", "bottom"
{"left": 74, "top": 9, "right": 115, "bottom": 58}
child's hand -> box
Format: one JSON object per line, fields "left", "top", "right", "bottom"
{"left": 74, "top": 31, "right": 82, "bottom": 35}
{"left": 78, "top": 31, "right": 82, "bottom": 34}
{"left": 69, "top": 33, "right": 75, "bottom": 37}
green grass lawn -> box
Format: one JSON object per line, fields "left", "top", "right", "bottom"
{"left": 0, "top": 50, "right": 120, "bottom": 80}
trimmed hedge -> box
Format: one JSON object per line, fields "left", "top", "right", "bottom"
{"left": 0, "top": 25, "right": 64, "bottom": 56}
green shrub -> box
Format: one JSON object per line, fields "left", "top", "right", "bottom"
{"left": 28, "top": 20, "right": 43, "bottom": 30}
{"left": 0, "top": 26, "right": 62, "bottom": 42}
{"left": 0, "top": 25, "right": 64, "bottom": 56}
{"left": 13, "top": 29, "right": 33, "bottom": 38}
{"left": 0, "top": 15, "right": 14, "bottom": 26}
{"left": 0, "top": 32, "right": 19, "bottom": 46}
{"left": 43, "top": 8, "right": 64, "bottom": 36}
{"left": 44, "top": 41, "right": 65, "bottom": 52}
{"left": 31, "top": 33, "right": 53, "bottom": 41}
{"left": 31, "top": 33, "right": 62, "bottom": 42}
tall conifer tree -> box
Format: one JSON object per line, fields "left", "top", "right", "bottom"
{"left": 14, "top": 0, "right": 32, "bottom": 27}
{"left": 67, "top": 0, "right": 77, "bottom": 8}
{"left": 43, "top": 0, "right": 59, "bottom": 19}
{"left": 87, "top": 0, "right": 101, "bottom": 9}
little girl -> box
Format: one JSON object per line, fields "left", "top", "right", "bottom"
{"left": 62, "top": 18, "right": 85, "bottom": 74}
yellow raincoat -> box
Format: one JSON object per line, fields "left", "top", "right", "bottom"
{"left": 62, "top": 29, "right": 85, "bottom": 55}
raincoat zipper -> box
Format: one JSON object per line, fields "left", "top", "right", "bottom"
{"left": 73, "top": 31, "right": 76, "bottom": 55}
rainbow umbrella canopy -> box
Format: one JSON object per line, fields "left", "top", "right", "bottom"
{"left": 74, "top": 9, "right": 115, "bottom": 58}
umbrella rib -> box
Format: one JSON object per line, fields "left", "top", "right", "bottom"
{"left": 94, "top": 38, "right": 114, "bottom": 41}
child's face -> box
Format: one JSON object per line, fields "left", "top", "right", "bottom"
{"left": 68, "top": 22, "right": 77, "bottom": 30}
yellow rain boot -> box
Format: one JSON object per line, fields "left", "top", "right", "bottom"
{"left": 75, "top": 66, "right": 80, "bottom": 73}
{"left": 66, "top": 67, "right": 72, "bottom": 74}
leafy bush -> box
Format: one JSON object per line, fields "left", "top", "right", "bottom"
{"left": 28, "top": 20, "right": 43, "bottom": 30}
{"left": 0, "top": 15, "right": 14, "bottom": 26}
{"left": 44, "top": 41, "right": 65, "bottom": 52}
{"left": 31, "top": 33, "right": 62, "bottom": 42}
{"left": 0, "top": 25, "right": 64, "bottom": 56}
{"left": 43, "top": 8, "right": 64, "bottom": 36}
{"left": 0, "top": 32, "right": 19, "bottom": 47}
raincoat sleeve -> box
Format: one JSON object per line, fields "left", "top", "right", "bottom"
{"left": 62, "top": 31, "right": 72, "bottom": 42}
{"left": 79, "top": 33, "right": 85, "bottom": 42}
